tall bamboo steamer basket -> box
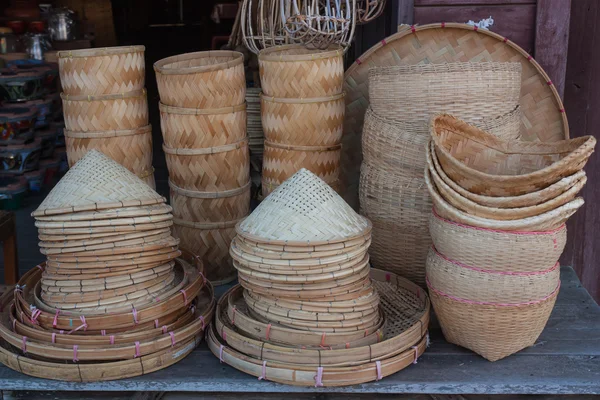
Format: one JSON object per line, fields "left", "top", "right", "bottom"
{"left": 431, "top": 114, "right": 596, "bottom": 197}
{"left": 64, "top": 125, "right": 155, "bottom": 189}
{"left": 429, "top": 210, "right": 567, "bottom": 273}
{"left": 426, "top": 247, "right": 560, "bottom": 303}
{"left": 58, "top": 46, "right": 146, "bottom": 96}
{"left": 259, "top": 45, "right": 344, "bottom": 98}
{"left": 172, "top": 218, "right": 241, "bottom": 285}
{"left": 260, "top": 93, "right": 345, "bottom": 146}
{"left": 262, "top": 142, "right": 341, "bottom": 197}
{"left": 163, "top": 139, "right": 249, "bottom": 191}
{"left": 169, "top": 180, "right": 250, "bottom": 223}
{"left": 154, "top": 51, "right": 245, "bottom": 108}
{"left": 61, "top": 90, "right": 149, "bottom": 132}
{"left": 428, "top": 279, "right": 559, "bottom": 362}
{"left": 159, "top": 102, "right": 247, "bottom": 148}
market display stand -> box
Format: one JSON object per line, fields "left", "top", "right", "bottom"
{"left": 0, "top": 266, "right": 598, "bottom": 398}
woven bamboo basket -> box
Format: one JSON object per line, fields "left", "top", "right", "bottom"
{"left": 262, "top": 142, "right": 341, "bottom": 197}
{"left": 431, "top": 114, "right": 596, "bottom": 197}
{"left": 163, "top": 139, "right": 249, "bottom": 192}
{"left": 58, "top": 46, "right": 146, "bottom": 96}
{"left": 34, "top": 204, "right": 173, "bottom": 222}
{"left": 159, "top": 102, "right": 247, "bottom": 149}
{"left": 154, "top": 51, "right": 245, "bottom": 109}
{"left": 170, "top": 180, "right": 250, "bottom": 223}
{"left": 429, "top": 140, "right": 588, "bottom": 209}
{"left": 369, "top": 63, "right": 522, "bottom": 123}
{"left": 45, "top": 238, "right": 178, "bottom": 261}
{"left": 61, "top": 90, "right": 149, "bottom": 132}
{"left": 429, "top": 210, "right": 567, "bottom": 273}
{"left": 38, "top": 230, "right": 172, "bottom": 253}
{"left": 428, "top": 279, "right": 559, "bottom": 362}
{"left": 425, "top": 169, "right": 585, "bottom": 231}
{"left": 246, "top": 88, "right": 264, "bottom": 163}
{"left": 261, "top": 93, "right": 345, "bottom": 146}
{"left": 37, "top": 220, "right": 173, "bottom": 236}
{"left": 243, "top": 289, "right": 379, "bottom": 313}
{"left": 426, "top": 247, "right": 560, "bottom": 303}
{"left": 172, "top": 219, "right": 240, "bottom": 285}
{"left": 35, "top": 213, "right": 173, "bottom": 229}
{"left": 259, "top": 45, "right": 344, "bottom": 98}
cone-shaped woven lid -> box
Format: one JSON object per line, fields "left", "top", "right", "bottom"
{"left": 238, "top": 169, "right": 371, "bottom": 244}
{"left": 33, "top": 150, "right": 166, "bottom": 217}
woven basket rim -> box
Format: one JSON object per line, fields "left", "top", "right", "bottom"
{"left": 60, "top": 89, "right": 146, "bottom": 102}
{"left": 57, "top": 45, "right": 145, "bottom": 59}
{"left": 64, "top": 124, "right": 152, "bottom": 139}
{"left": 169, "top": 179, "right": 251, "bottom": 198}
{"left": 153, "top": 50, "right": 244, "bottom": 75}
{"left": 369, "top": 62, "right": 522, "bottom": 76}
{"left": 259, "top": 44, "right": 343, "bottom": 62}
{"left": 162, "top": 138, "right": 248, "bottom": 155}
{"left": 159, "top": 102, "right": 246, "bottom": 115}
{"left": 264, "top": 141, "right": 342, "bottom": 152}
{"left": 173, "top": 217, "right": 244, "bottom": 230}
{"left": 260, "top": 92, "right": 346, "bottom": 104}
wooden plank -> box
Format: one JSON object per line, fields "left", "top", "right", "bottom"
{"left": 416, "top": 0, "right": 534, "bottom": 5}
{"left": 534, "top": 0, "right": 571, "bottom": 99}
{"left": 413, "top": 4, "right": 537, "bottom": 52}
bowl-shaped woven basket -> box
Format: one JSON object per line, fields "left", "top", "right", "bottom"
{"left": 58, "top": 46, "right": 146, "bottom": 96}
{"left": 431, "top": 114, "right": 596, "bottom": 196}
{"left": 163, "top": 139, "right": 249, "bottom": 192}
{"left": 154, "top": 51, "right": 245, "bottom": 109}
{"left": 429, "top": 210, "right": 567, "bottom": 273}
{"left": 426, "top": 247, "right": 560, "bottom": 303}
{"left": 261, "top": 93, "right": 345, "bottom": 146}
{"left": 369, "top": 63, "right": 522, "bottom": 123}
{"left": 61, "top": 90, "right": 148, "bottom": 132}
{"left": 259, "top": 45, "right": 344, "bottom": 98}
{"left": 159, "top": 102, "right": 246, "bottom": 149}
{"left": 428, "top": 279, "right": 558, "bottom": 361}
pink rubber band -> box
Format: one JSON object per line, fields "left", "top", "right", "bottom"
{"left": 134, "top": 341, "right": 140, "bottom": 358}
{"left": 412, "top": 346, "right": 418, "bottom": 364}
{"left": 503, "top": 37, "right": 508, "bottom": 43}
{"left": 320, "top": 333, "right": 326, "bottom": 347}
{"left": 53, "top": 309, "right": 60, "bottom": 328}
{"left": 410, "top": 25, "right": 416, "bottom": 33}
{"left": 162, "top": 325, "right": 168, "bottom": 334}
{"left": 376, "top": 360, "right": 383, "bottom": 381}
{"left": 219, "top": 345, "right": 224, "bottom": 363}
{"left": 547, "top": 80, "right": 553, "bottom": 85}
{"left": 441, "top": 22, "right": 446, "bottom": 28}
{"left": 132, "top": 307, "right": 138, "bottom": 324}
{"left": 101, "top": 329, "right": 106, "bottom": 336}
{"left": 345, "top": 343, "right": 350, "bottom": 349}
{"left": 169, "top": 332, "right": 176, "bottom": 347}
{"left": 52, "top": 333, "right": 56, "bottom": 343}
{"left": 59, "top": 330, "right": 64, "bottom": 334}
{"left": 559, "top": 108, "right": 565, "bottom": 113}
{"left": 473, "top": 26, "right": 478, "bottom": 31}
{"left": 315, "top": 367, "right": 324, "bottom": 387}
{"left": 381, "top": 39, "right": 387, "bottom": 46}
{"left": 527, "top": 55, "right": 533, "bottom": 61}
{"left": 73, "top": 345, "right": 78, "bottom": 362}
{"left": 67, "top": 316, "right": 88, "bottom": 334}
{"left": 356, "top": 58, "right": 362, "bottom": 65}
{"left": 21, "top": 336, "right": 27, "bottom": 353}
{"left": 180, "top": 289, "right": 188, "bottom": 304}
{"left": 154, "top": 319, "right": 159, "bottom": 329}
{"left": 36, "top": 264, "right": 44, "bottom": 271}
{"left": 265, "top": 324, "right": 271, "bottom": 340}
{"left": 199, "top": 315, "right": 206, "bottom": 329}
{"left": 222, "top": 328, "right": 227, "bottom": 341}
{"left": 258, "top": 360, "right": 267, "bottom": 381}
{"left": 110, "top": 335, "right": 115, "bottom": 345}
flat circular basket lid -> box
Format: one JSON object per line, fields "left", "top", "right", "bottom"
{"left": 238, "top": 168, "right": 371, "bottom": 245}
{"left": 33, "top": 150, "right": 165, "bottom": 217}
{"left": 342, "top": 22, "right": 570, "bottom": 208}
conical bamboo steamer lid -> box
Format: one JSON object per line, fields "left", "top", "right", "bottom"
{"left": 33, "top": 150, "right": 165, "bottom": 217}
{"left": 238, "top": 169, "right": 371, "bottom": 244}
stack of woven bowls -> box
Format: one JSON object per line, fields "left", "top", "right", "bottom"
{"left": 425, "top": 114, "right": 596, "bottom": 361}
{"left": 208, "top": 169, "right": 431, "bottom": 386}
{"left": 259, "top": 45, "right": 345, "bottom": 197}
{"left": 246, "top": 87, "right": 264, "bottom": 171}
{"left": 154, "top": 51, "right": 250, "bottom": 285}
{"left": 58, "top": 46, "right": 155, "bottom": 188}
{"left": 0, "top": 150, "right": 215, "bottom": 381}
{"left": 359, "top": 63, "right": 523, "bottom": 286}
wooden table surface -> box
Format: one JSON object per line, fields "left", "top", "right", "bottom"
{"left": 0, "top": 266, "right": 598, "bottom": 396}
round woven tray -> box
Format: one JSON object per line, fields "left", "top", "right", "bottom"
{"left": 37, "top": 220, "right": 173, "bottom": 236}
{"left": 34, "top": 204, "right": 173, "bottom": 222}
{"left": 35, "top": 213, "right": 173, "bottom": 229}
{"left": 45, "top": 239, "right": 179, "bottom": 261}
{"left": 39, "top": 229, "right": 172, "bottom": 250}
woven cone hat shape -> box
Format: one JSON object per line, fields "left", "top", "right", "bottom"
{"left": 238, "top": 169, "right": 371, "bottom": 245}
{"left": 33, "top": 150, "right": 166, "bottom": 217}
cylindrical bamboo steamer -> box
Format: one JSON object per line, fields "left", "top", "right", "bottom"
{"left": 260, "top": 93, "right": 345, "bottom": 146}
{"left": 261, "top": 141, "right": 341, "bottom": 197}
{"left": 159, "top": 102, "right": 247, "bottom": 149}
{"left": 58, "top": 46, "right": 146, "bottom": 96}
{"left": 169, "top": 180, "right": 250, "bottom": 223}
{"left": 61, "top": 90, "right": 149, "bottom": 132}
{"left": 154, "top": 51, "right": 245, "bottom": 108}
{"left": 259, "top": 45, "right": 344, "bottom": 98}
{"left": 163, "top": 139, "right": 249, "bottom": 191}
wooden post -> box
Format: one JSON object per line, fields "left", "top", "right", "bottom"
{"left": 397, "top": 0, "right": 415, "bottom": 28}
{"left": 535, "top": 0, "right": 572, "bottom": 99}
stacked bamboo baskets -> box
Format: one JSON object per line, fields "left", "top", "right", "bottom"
{"left": 155, "top": 51, "right": 250, "bottom": 285}
{"left": 359, "top": 63, "right": 523, "bottom": 287}
{"left": 58, "top": 46, "right": 156, "bottom": 188}
{"left": 208, "top": 169, "right": 431, "bottom": 386}
{"left": 247, "top": 88, "right": 264, "bottom": 170}
{"left": 0, "top": 150, "right": 215, "bottom": 381}
{"left": 259, "top": 45, "right": 345, "bottom": 197}
{"left": 425, "top": 114, "right": 596, "bottom": 361}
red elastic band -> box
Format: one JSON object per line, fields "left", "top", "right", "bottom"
{"left": 527, "top": 55, "right": 533, "bottom": 61}
{"left": 473, "top": 26, "right": 478, "bottom": 31}
{"left": 162, "top": 325, "right": 168, "bottom": 334}
{"left": 265, "top": 324, "right": 272, "bottom": 340}
{"left": 110, "top": 335, "right": 115, "bottom": 345}
{"left": 320, "top": 332, "right": 326, "bottom": 347}
{"left": 503, "top": 37, "right": 508, "bottom": 43}
{"left": 410, "top": 25, "right": 416, "bottom": 33}
{"left": 385, "top": 273, "right": 390, "bottom": 282}
{"left": 381, "top": 39, "right": 387, "bottom": 46}
{"left": 547, "top": 80, "right": 553, "bottom": 85}
{"left": 101, "top": 329, "right": 106, "bottom": 336}
{"left": 356, "top": 58, "right": 362, "bottom": 65}
{"left": 441, "top": 22, "right": 446, "bottom": 28}
{"left": 345, "top": 343, "right": 350, "bottom": 349}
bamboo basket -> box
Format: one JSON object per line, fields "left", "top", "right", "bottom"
{"left": 61, "top": 90, "right": 148, "bottom": 132}
{"left": 58, "top": 46, "right": 146, "bottom": 96}
{"left": 246, "top": 88, "right": 264, "bottom": 163}
{"left": 34, "top": 204, "right": 173, "bottom": 222}
{"left": 163, "top": 139, "right": 249, "bottom": 192}
{"left": 262, "top": 142, "right": 341, "bottom": 197}
{"left": 426, "top": 247, "right": 560, "bottom": 303}
{"left": 259, "top": 45, "right": 344, "bottom": 98}
{"left": 39, "top": 230, "right": 173, "bottom": 253}
{"left": 154, "top": 51, "right": 246, "bottom": 109}
{"left": 428, "top": 279, "right": 559, "bottom": 362}
{"left": 170, "top": 180, "right": 250, "bottom": 223}
{"left": 35, "top": 213, "right": 173, "bottom": 229}
{"left": 431, "top": 114, "right": 596, "bottom": 196}
{"left": 425, "top": 168, "right": 585, "bottom": 231}
{"left": 37, "top": 220, "right": 173, "bottom": 236}
{"left": 159, "top": 102, "right": 247, "bottom": 149}
{"left": 261, "top": 93, "right": 345, "bottom": 146}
